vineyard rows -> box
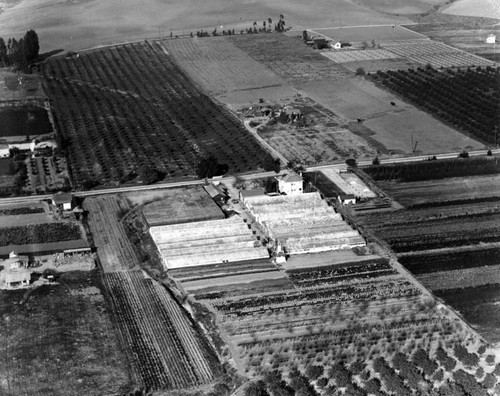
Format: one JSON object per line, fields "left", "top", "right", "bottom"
{"left": 104, "top": 271, "right": 219, "bottom": 390}
{"left": 44, "top": 41, "right": 273, "bottom": 187}
{"left": 84, "top": 196, "right": 138, "bottom": 272}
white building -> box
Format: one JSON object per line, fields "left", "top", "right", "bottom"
{"left": 276, "top": 173, "right": 303, "bottom": 196}
{"left": 0, "top": 144, "right": 9, "bottom": 158}
{"left": 486, "top": 34, "right": 496, "bottom": 44}
{"left": 3, "top": 251, "right": 30, "bottom": 289}
{"left": 52, "top": 192, "right": 73, "bottom": 211}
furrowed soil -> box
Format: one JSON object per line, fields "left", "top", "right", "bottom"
{"left": 0, "top": 270, "right": 132, "bottom": 395}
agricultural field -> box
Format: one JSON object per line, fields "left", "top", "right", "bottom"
{"left": 141, "top": 186, "right": 224, "bottom": 227}
{"left": 381, "top": 40, "right": 495, "bottom": 68}
{"left": 0, "top": 157, "right": 16, "bottom": 196}
{"left": 397, "top": 247, "right": 500, "bottom": 344}
{"left": 252, "top": 96, "right": 377, "bottom": 164}
{"left": 104, "top": 270, "right": 221, "bottom": 390}
{"left": 320, "top": 48, "right": 418, "bottom": 73}
{"left": 162, "top": 37, "right": 284, "bottom": 95}
{"left": 84, "top": 195, "right": 139, "bottom": 272}
{"left": 171, "top": 251, "right": 500, "bottom": 394}
{"left": 43, "top": 41, "right": 275, "bottom": 187}
{"left": 370, "top": 66, "right": 499, "bottom": 146}
{"left": 0, "top": 105, "right": 53, "bottom": 140}
{"left": 0, "top": 222, "right": 82, "bottom": 247}
{"left": 355, "top": 159, "right": 500, "bottom": 343}
{"left": 0, "top": 270, "right": 131, "bottom": 395}
{"left": 311, "top": 25, "right": 425, "bottom": 43}
{"left": 0, "top": 71, "right": 45, "bottom": 101}
{"left": 228, "top": 34, "right": 351, "bottom": 81}
{"left": 377, "top": 174, "right": 500, "bottom": 208}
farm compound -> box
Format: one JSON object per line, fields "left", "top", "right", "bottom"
{"left": 244, "top": 192, "right": 365, "bottom": 255}
{"left": 150, "top": 217, "right": 269, "bottom": 269}
{"left": 320, "top": 169, "right": 376, "bottom": 199}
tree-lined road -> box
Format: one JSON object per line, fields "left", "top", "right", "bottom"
{"left": 0, "top": 149, "right": 498, "bottom": 206}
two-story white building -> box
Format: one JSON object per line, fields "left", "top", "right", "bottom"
{"left": 276, "top": 173, "right": 303, "bottom": 196}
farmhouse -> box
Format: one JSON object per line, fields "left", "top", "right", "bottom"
{"left": 2, "top": 251, "right": 31, "bottom": 289}
{"left": 338, "top": 194, "right": 357, "bottom": 205}
{"left": 240, "top": 188, "right": 266, "bottom": 203}
{"left": 276, "top": 172, "right": 303, "bottom": 195}
{"left": 52, "top": 192, "right": 73, "bottom": 210}
{"left": 486, "top": 34, "right": 496, "bottom": 44}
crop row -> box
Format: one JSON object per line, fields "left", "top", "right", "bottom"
{"left": 44, "top": 41, "right": 273, "bottom": 187}
{"left": 104, "top": 271, "right": 218, "bottom": 390}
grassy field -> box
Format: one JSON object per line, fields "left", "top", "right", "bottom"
{"left": 162, "top": 37, "right": 284, "bottom": 95}
{"left": 441, "top": 0, "right": 500, "bottom": 18}
{"left": 0, "top": 0, "right": 417, "bottom": 53}
{"left": 0, "top": 270, "right": 132, "bottom": 395}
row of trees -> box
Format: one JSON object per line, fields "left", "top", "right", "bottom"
{"left": 0, "top": 30, "right": 39, "bottom": 71}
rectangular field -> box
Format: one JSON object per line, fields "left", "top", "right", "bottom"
{"left": 162, "top": 37, "right": 284, "bottom": 95}
{"left": 44, "top": 41, "right": 274, "bottom": 187}
{"left": 311, "top": 26, "right": 426, "bottom": 43}
{"left": 228, "top": 34, "right": 351, "bottom": 81}
{"left": 0, "top": 270, "right": 131, "bottom": 395}
{"left": 378, "top": 174, "right": 500, "bottom": 208}
{"left": 104, "top": 270, "right": 220, "bottom": 390}
{"left": 142, "top": 186, "right": 224, "bottom": 226}
{"left": 0, "top": 106, "right": 53, "bottom": 138}
{"left": 320, "top": 49, "right": 400, "bottom": 63}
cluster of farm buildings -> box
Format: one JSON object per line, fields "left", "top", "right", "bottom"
{"left": 150, "top": 171, "right": 374, "bottom": 271}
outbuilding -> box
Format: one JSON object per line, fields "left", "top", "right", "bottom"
{"left": 204, "top": 183, "right": 227, "bottom": 206}
{"left": 338, "top": 194, "right": 356, "bottom": 205}
{"left": 52, "top": 192, "right": 73, "bottom": 211}
{"left": 240, "top": 188, "right": 266, "bottom": 203}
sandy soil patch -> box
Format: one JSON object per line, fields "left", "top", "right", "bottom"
{"left": 284, "top": 250, "right": 381, "bottom": 270}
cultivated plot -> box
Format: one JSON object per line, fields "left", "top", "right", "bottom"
{"left": 162, "top": 37, "right": 284, "bottom": 95}
{"left": 228, "top": 34, "right": 351, "bottom": 82}
{"left": 44, "top": 41, "right": 274, "bottom": 187}
{"left": 378, "top": 174, "right": 500, "bottom": 208}
{"left": 382, "top": 40, "right": 495, "bottom": 68}
{"left": 311, "top": 25, "right": 426, "bottom": 43}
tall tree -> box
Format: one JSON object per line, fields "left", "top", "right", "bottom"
{"left": 23, "top": 29, "right": 39, "bottom": 62}
{"left": 0, "top": 38, "right": 7, "bottom": 65}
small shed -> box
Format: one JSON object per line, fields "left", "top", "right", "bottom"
{"left": 486, "top": 34, "right": 496, "bottom": 44}
{"left": 338, "top": 194, "right": 356, "bottom": 205}
{"left": 276, "top": 172, "right": 303, "bottom": 196}
{"left": 331, "top": 41, "right": 342, "bottom": 49}
{"left": 204, "top": 184, "right": 226, "bottom": 206}
{"left": 52, "top": 192, "right": 73, "bottom": 211}
{"left": 240, "top": 188, "right": 266, "bottom": 203}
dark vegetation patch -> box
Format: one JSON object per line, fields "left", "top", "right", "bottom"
{"left": 399, "top": 248, "right": 500, "bottom": 275}
{"left": 364, "top": 156, "right": 500, "bottom": 182}
{"left": 0, "top": 222, "right": 82, "bottom": 246}
{"left": 0, "top": 106, "right": 52, "bottom": 138}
